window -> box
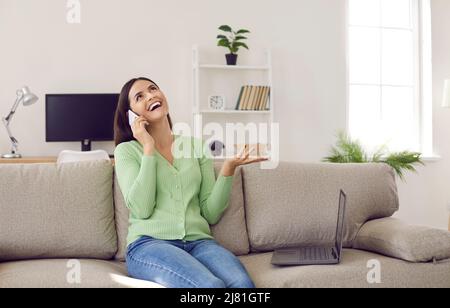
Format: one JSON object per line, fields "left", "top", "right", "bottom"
{"left": 347, "top": 0, "right": 432, "bottom": 154}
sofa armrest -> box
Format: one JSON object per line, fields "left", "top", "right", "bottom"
{"left": 353, "top": 217, "right": 450, "bottom": 262}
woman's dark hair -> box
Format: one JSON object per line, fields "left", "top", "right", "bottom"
{"left": 114, "top": 77, "right": 173, "bottom": 146}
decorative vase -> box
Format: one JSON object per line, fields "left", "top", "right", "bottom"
{"left": 225, "top": 53, "right": 238, "bottom": 65}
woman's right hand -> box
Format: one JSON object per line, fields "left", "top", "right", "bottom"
{"left": 131, "top": 116, "right": 155, "bottom": 154}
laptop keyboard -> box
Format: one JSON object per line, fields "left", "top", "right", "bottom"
{"left": 299, "top": 247, "right": 331, "bottom": 260}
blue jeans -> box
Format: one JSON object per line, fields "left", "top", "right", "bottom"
{"left": 126, "top": 236, "right": 255, "bottom": 288}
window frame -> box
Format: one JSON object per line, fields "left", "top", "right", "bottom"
{"left": 345, "top": 0, "right": 433, "bottom": 155}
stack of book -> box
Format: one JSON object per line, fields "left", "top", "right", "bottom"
{"left": 235, "top": 85, "right": 271, "bottom": 111}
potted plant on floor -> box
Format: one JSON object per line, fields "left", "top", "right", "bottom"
{"left": 323, "top": 132, "right": 424, "bottom": 181}
{"left": 217, "top": 25, "right": 250, "bottom": 65}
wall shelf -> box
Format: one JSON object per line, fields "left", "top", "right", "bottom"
{"left": 192, "top": 45, "right": 275, "bottom": 162}
{"left": 198, "top": 64, "right": 270, "bottom": 71}
{"left": 198, "top": 109, "right": 272, "bottom": 114}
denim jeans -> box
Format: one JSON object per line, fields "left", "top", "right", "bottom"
{"left": 126, "top": 236, "right": 255, "bottom": 288}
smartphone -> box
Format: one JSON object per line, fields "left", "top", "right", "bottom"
{"left": 128, "top": 110, "right": 139, "bottom": 126}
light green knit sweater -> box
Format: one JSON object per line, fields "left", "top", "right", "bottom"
{"left": 114, "top": 135, "right": 234, "bottom": 247}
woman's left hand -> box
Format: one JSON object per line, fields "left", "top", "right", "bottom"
{"left": 221, "top": 144, "right": 269, "bottom": 176}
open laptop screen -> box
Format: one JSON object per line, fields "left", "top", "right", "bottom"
{"left": 335, "top": 190, "right": 346, "bottom": 257}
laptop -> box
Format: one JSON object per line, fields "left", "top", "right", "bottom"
{"left": 271, "top": 190, "right": 347, "bottom": 266}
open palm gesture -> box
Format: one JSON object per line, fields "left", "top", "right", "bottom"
{"left": 221, "top": 144, "right": 269, "bottom": 177}
{"left": 227, "top": 144, "right": 269, "bottom": 167}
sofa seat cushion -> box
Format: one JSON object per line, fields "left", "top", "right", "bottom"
{"left": 0, "top": 259, "right": 163, "bottom": 288}
{"left": 238, "top": 249, "right": 450, "bottom": 288}
{"left": 0, "top": 161, "right": 117, "bottom": 261}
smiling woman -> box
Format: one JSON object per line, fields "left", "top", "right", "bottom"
{"left": 113, "top": 77, "right": 173, "bottom": 147}
{"left": 112, "top": 77, "right": 261, "bottom": 288}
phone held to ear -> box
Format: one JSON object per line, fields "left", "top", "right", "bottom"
{"left": 128, "top": 110, "right": 139, "bottom": 126}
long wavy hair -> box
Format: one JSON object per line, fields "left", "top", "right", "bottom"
{"left": 114, "top": 77, "right": 173, "bottom": 146}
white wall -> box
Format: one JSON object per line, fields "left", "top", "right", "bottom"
{"left": 0, "top": 0, "right": 448, "bottom": 229}
{"left": 0, "top": 0, "right": 346, "bottom": 160}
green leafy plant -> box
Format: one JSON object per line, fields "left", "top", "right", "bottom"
{"left": 217, "top": 25, "right": 250, "bottom": 54}
{"left": 322, "top": 132, "right": 424, "bottom": 181}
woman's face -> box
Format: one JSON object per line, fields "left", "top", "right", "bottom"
{"left": 128, "top": 80, "right": 169, "bottom": 123}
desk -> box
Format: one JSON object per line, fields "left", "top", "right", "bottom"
{"left": 0, "top": 157, "right": 115, "bottom": 164}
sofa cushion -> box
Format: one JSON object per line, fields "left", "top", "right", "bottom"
{"left": 113, "top": 163, "right": 250, "bottom": 261}
{"left": 242, "top": 162, "right": 399, "bottom": 252}
{"left": 238, "top": 249, "right": 450, "bottom": 288}
{"left": 353, "top": 217, "right": 450, "bottom": 262}
{"left": 0, "top": 161, "right": 117, "bottom": 261}
{"left": 210, "top": 163, "right": 249, "bottom": 256}
{"left": 0, "top": 259, "right": 162, "bottom": 288}
{"left": 113, "top": 171, "right": 131, "bottom": 262}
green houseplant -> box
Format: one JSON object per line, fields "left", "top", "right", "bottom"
{"left": 217, "top": 25, "right": 250, "bottom": 65}
{"left": 323, "top": 132, "right": 424, "bottom": 181}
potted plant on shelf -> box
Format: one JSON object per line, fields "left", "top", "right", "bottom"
{"left": 323, "top": 132, "right": 424, "bottom": 181}
{"left": 217, "top": 25, "right": 250, "bottom": 65}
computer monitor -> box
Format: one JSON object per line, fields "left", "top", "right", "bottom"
{"left": 46, "top": 94, "right": 119, "bottom": 151}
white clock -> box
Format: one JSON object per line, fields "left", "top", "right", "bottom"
{"left": 208, "top": 95, "right": 225, "bottom": 110}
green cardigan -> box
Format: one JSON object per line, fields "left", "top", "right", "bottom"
{"left": 114, "top": 135, "right": 234, "bottom": 247}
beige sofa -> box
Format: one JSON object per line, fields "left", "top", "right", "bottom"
{"left": 0, "top": 160, "right": 449, "bottom": 288}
